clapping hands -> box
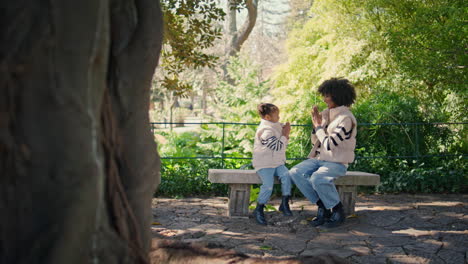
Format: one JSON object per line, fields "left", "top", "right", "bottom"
{"left": 311, "top": 106, "right": 322, "bottom": 128}
{"left": 282, "top": 122, "right": 291, "bottom": 139}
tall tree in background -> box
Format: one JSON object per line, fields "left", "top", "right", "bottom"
{"left": 231, "top": 0, "right": 290, "bottom": 82}
{"left": 158, "top": 0, "right": 226, "bottom": 95}
{"left": 222, "top": 0, "right": 259, "bottom": 82}
{"left": 1, "top": 0, "right": 162, "bottom": 262}
{"left": 152, "top": 0, "right": 262, "bottom": 118}
{"left": 225, "top": 0, "right": 259, "bottom": 56}
{"left": 151, "top": 0, "right": 225, "bottom": 121}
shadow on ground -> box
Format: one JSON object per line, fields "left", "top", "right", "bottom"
{"left": 151, "top": 194, "right": 468, "bottom": 264}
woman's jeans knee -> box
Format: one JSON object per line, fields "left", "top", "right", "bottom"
{"left": 289, "top": 159, "right": 346, "bottom": 209}
{"left": 256, "top": 165, "right": 291, "bottom": 204}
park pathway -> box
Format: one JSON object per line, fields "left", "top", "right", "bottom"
{"left": 151, "top": 194, "right": 467, "bottom": 263}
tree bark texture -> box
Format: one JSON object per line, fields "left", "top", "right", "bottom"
{"left": 0, "top": 0, "right": 162, "bottom": 263}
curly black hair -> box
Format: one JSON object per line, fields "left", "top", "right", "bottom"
{"left": 317, "top": 78, "right": 356, "bottom": 107}
{"left": 257, "top": 103, "right": 279, "bottom": 117}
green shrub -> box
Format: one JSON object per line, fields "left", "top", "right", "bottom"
{"left": 156, "top": 159, "right": 228, "bottom": 197}
{"left": 375, "top": 157, "right": 467, "bottom": 193}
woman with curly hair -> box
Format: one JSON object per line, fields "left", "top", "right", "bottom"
{"left": 290, "top": 77, "right": 357, "bottom": 228}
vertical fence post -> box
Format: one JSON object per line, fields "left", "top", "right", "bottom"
{"left": 413, "top": 123, "right": 421, "bottom": 166}
{"left": 414, "top": 123, "right": 420, "bottom": 165}
{"left": 221, "top": 123, "right": 225, "bottom": 168}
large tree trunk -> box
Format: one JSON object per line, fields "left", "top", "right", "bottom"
{"left": 1, "top": 0, "right": 162, "bottom": 263}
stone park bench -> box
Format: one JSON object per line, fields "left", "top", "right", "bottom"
{"left": 208, "top": 169, "right": 380, "bottom": 218}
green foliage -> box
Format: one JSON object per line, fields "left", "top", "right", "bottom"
{"left": 156, "top": 158, "right": 228, "bottom": 197}
{"left": 347, "top": 91, "right": 467, "bottom": 193}
{"left": 158, "top": 131, "right": 200, "bottom": 157}
{"left": 353, "top": 92, "right": 423, "bottom": 158}
{"left": 158, "top": 0, "right": 225, "bottom": 95}
{"left": 213, "top": 55, "right": 271, "bottom": 122}
{"left": 350, "top": 155, "right": 467, "bottom": 193}
{"left": 273, "top": 0, "right": 467, "bottom": 123}
{"left": 248, "top": 185, "right": 278, "bottom": 211}
{"left": 202, "top": 55, "right": 272, "bottom": 156}
{"left": 249, "top": 185, "right": 260, "bottom": 205}
{"left": 367, "top": 0, "right": 467, "bottom": 95}
{"left": 361, "top": 0, "right": 468, "bottom": 121}
{"left": 375, "top": 157, "right": 467, "bottom": 193}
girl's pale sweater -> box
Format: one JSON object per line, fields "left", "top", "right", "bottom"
{"left": 252, "top": 119, "right": 288, "bottom": 170}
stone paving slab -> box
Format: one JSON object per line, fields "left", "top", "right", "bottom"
{"left": 151, "top": 194, "right": 468, "bottom": 263}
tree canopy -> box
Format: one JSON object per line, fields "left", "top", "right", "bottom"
{"left": 159, "top": 0, "right": 225, "bottom": 95}
{"left": 273, "top": 0, "right": 467, "bottom": 123}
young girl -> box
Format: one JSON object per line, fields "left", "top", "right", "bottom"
{"left": 252, "top": 103, "right": 292, "bottom": 225}
{"left": 289, "top": 78, "right": 357, "bottom": 228}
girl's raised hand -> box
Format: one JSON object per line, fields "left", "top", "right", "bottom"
{"left": 282, "top": 122, "right": 291, "bottom": 139}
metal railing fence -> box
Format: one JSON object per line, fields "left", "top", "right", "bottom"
{"left": 150, "top": 121, "right": 467, "bottom": 167}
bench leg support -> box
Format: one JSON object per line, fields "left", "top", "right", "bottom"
{"left": 337, "top": 185, "right": 357, "bottom": 216}
{"left": 226, "top": 184, "right": 357, "bottom": 217}
{"left": 228, "top": 184, "right": 250, "bottom": 218}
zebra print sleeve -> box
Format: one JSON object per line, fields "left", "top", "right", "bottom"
{"left": 259, "top": 130, "right": 285, "bottom": 151}
{"left": 316, "top": 117, "right": 354, "bottom": 151}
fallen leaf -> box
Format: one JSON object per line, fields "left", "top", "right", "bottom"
{"left": 259, "top": 246, "right": 273, "bottom": 250}
{"left": 152, "top": 222, "right": 162, "bottom": 225}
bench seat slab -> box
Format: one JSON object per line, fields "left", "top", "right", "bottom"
{"left": 208, "top": 169, "right": 379, "bottom": 185}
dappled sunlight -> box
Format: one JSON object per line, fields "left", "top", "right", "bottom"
{"left": 414, "top": 201, "right": 465, "bottom": 207}
{"left": 357, "top": 205, "right": 412, "bottom": 211}
{"left": 356, "top": 194, "right": 467, "bottom": 207}
{"left": 393, "top": 228, "right": 467, "bottom": 237}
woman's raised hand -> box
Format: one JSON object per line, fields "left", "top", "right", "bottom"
{"left": 311, "top": 106, "right": 322, "bottom": 128}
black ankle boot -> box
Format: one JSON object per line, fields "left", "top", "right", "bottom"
{"left": 324, "top": 202, "right": 345, "bottom": 228}
{"left": 253, "top": 203, "right": 267, "bottom": 225}
{"left": 311, "top": 200, "right": 331, "bottom": 227}
{"left": 279, "top": 196, "right": 293, "bottom": 216}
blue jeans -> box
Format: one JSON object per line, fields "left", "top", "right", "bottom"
{"left": 256, "top": 165, "right": 292, "bottom": 204}
{"left": 289, "top": 159, "right": 347, "bottom": 209}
